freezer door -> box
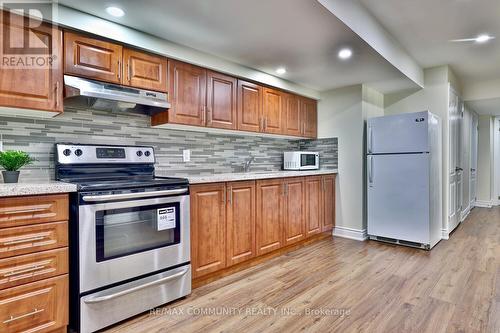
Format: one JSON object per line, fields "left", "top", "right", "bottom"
{"left": 367, "top": 153, "right": 430, "bottom": 244}
{"left": 367, "top": 111, "right": 429, "bottom": 154}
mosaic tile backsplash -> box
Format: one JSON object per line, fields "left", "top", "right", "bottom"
{"left": 0, "top": 107, "right": 338, "bottom": 181}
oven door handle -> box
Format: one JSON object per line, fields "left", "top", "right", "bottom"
{"left": 82, "top": 188, "right": 188, "bottom": 202}
{"left": 83, "top": 267, "right": 189, "bottom": 304}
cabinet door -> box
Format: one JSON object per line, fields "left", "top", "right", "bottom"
{"left": 207, "top": 71, "right": 237, "bottom": 130}
{"left": 301, "top": 97, "right": 318, "bottom": 138}
{"left": 226, "top": 181, "right": 256, "bottom": 266}
{"left": 190, "top": 183, "right": 226, "bottom": 278}
{"left": 322, "top": 175, "right": 336, "bottom": 232}
{"left": 64, "top": 32, "right": 123, "bottom": 84}
{"left": 305, "top": 176, "right": 322, "bottom": 237}
{"left": 122, "top": 48, "right": 167, "bottom": 92}
{"left": 168, "top": 60, "right": 207, "bottom": 126}
{"left": 256, "top": 179, "right": 283, "bottom": 255}
{"left": 283, "top": 177, "right": 305, "bottom": 245}
{"left": 284, "top": 94, "right": 302, "bottom": 136}
{"left": 262, "top": 87, "right": 284, "bottom": 134}
{"left": 237, "top": 80, "right": 262, "bottom": 133}
{"left": 0, "top": 12, "right": 63, "bottom": 113}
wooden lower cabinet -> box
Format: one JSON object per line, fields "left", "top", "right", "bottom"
{"left": 190, "top": 184, "right": 226, "bottom": 278}
{"left": 226, "top": 181, "right": 256, "bottom": 266}
{"left": 322, "top": 175, "right": 336, "bottom": 231}
{"left": 305, "top": 176, "right": 323, "bottom": 236}
{"left": 0, "top": 275, "right": 68, "bottom": 333}
{"left": 256, "top": 179, "right": 284, "bottom": 255}
{"left": 283, "top": 177, "right": 306, "bottom": 245}
{"left": 190, "top": 174, "right": 335, "bottom": 281}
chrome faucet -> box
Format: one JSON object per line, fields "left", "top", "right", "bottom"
{"left": 243, "top": 156, "right": 255, "bottom": 172}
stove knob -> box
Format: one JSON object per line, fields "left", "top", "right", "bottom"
{"left": 63, "top": 149, "right": 71, "bottom": 156}
{"left": 136, "top": 151, "right": 143, "bottom": 157}
{"left": 144, "top": 151, "right": 151, "bottom": 157}
{"left": 74, "top": 149, "right": 83, "bottom": 157}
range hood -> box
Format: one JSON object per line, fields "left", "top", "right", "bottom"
{"left": 63, "top": 75, "right": 170, "bottom": 113}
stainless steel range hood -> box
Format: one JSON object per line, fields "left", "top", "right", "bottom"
{"left": 63, "top": 75, "right": 170, "bottom": 113}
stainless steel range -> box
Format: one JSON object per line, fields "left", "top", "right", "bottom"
{"left": 55, "top": 143, "right": 191, "bottom": 333}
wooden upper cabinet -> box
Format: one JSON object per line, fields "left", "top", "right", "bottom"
{"left": 167, "top": 60, "right": 207, "bottom": 126}
{"left": 305, "top": 176, "right": 322, "bottom": 237}
{"left": 256, "top": 179, "right": 284, "bottom": 255}
{"left": 226, "top": 181, "right": 256, "bottom": 266}
{"left": 284, "top": 93, "right": 302, "bottom": 136}
{"left": 322, "top": 175, "right": 336, "bottom": 232}
{"left": 190, "top": 183, "right": 226, "bottom": 278}
{"left": 237, "top": 80, "right": 262, "bottom": 133}
{"left": 283, "top": 177, "right": 306, "bottom": 245}
{"left": 262, "top": 88, "right": 284, "bottom": 134}
{"left": 207, "top": 71, "right": 237, "bottom": 130}
{"left": 64, "top": 32, "right": 123, "bottom": 84}
{"left": 122, "top": 48, "right": 167, "bottom": 92}
{"left": 301, "top": 97, "right": 318, "bottom": 138}
{"left": 0, "top": 11, "right": 63, "bottom": 113}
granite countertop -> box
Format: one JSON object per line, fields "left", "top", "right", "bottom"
{"left": 0, "top": 181, "right": 77, "bottom": 197}
{"left": 163, "top": 169, "right": 338, "bottom": 185}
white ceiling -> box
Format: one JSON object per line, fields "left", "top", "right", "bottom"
{"left": 58, "top": 0, "right": 417, "bottom": 93}
{"left": 359, "top": 0, "right": 500, "bottom": 86}
{"left": 467, "top": 98, "right": 500, "bottom": 116}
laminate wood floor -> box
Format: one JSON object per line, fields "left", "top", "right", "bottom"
{"left": 104, "top": 206, "right": 500, "bottom": 333}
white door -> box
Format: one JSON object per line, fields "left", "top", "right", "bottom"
{"left": 448, "top": 87, "right": 463, "bottom": 232}
{"left": 470, "top": 113, "right": 478, "bottom": 206}
{"left": 367, "top": 153, "right": 430, "bottom": 244}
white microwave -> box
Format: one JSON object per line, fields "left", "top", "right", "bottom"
{"left": 283, "top": 151, "right": 319, "bottom": 170}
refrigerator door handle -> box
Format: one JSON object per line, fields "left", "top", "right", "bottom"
{"left": 368, "top": 156, "right": 374, "bottom": 187}
{"left": 368, "top": 126, "right": 373, "bottom": 153}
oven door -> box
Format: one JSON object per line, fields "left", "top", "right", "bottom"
{"left": 78, "top": 194, "right": 190, "bottom": 293}
{"left": 300, "top": 153, "right": 319, "bottom": 170}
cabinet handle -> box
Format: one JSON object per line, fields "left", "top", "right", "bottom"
{"left": 322, "top": 178, "right": 325, "bottom": 191}
{"left": 206, "top": 107, "right": 212, "bottom": 125}
{"left": 222, "top": 188, "right": 226, "bottom": 205}
{"left": 285, "top": 183, "right": 288, "bottom": 196}
{"left": 54, "top": 82, "right": 59, "bottom": 109}
{"left": 127, "top": 63, "right": 132, "bottom": 82}
{"left": 3, "top": 308, "right": 45, "bottom": 324}
{"left": 259, "top": 117, "right": 263, "bottom": 131}
{"left": 117, "top": 60, "right": 121, "bottom": 80}
{"left": 264, "top": 117, "right": 267, "bottom": 130}
{"left": 229, "top": 187, "right": 233, "bottom": 205}
{"left": 3, "top": 235, "right": 46, "bottom": 246}
{"left": 1, "top": 204, "right": 50, "bottom": 215}
{"left": 201, "top": 106, "right": 206, "bottom": 125}
{"left": 3, "top": 263, "right": 47, "bottom": 277}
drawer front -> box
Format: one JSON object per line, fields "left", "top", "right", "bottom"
{"left": 0, "top": 275, "right": 68, "bottom": 333}
{"left": 0, "top": 194, "right": 68, "bottom": 229}
{"left": 0, "top": 248, "right": 68, "bottom": 290}
{"left": 0, "top": 222, "right": 68, "bottom": 259}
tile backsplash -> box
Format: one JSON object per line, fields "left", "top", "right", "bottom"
{"left": 0, "top": 107, "right": 338, "bottom": 181}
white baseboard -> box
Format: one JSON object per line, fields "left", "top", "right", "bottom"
{"left": 475, "top": 200, "right": 493, "bottom": 208}
{"left": 333, "top": 226, "right": 367, "bottom": 241}
{"left": 460, "top": 205, "right": 471, "bottom": 222}
{"left": 441, "top": 229, "right": 450, "bottom": 240}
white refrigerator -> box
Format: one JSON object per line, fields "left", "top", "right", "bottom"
{"left": 367, "top": 111, "right": 442, "bottom": 249}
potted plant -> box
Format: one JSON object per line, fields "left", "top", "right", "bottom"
{"left": 0, "top": 150, "right": 36, "bottom": 183}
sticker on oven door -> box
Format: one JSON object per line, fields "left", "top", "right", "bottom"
{"left": 157, "top": 207, "right": 176, "bottom": 231}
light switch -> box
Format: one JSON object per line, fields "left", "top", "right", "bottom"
{"left": 183, "top": 149, "right": 190, "bottom": 162}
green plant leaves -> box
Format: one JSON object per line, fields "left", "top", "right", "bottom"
{"left": 0, "top": 150, "right": 36, "bottom": 171}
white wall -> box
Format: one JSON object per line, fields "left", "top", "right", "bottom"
{"left": 477, "top": 115, "right": 494, "bottom": 203}
{"left": 317, "top": 85, "right": 383, "bottom": 238}
{"left": 384, "top": 66, "right": 450, "bottom": 233}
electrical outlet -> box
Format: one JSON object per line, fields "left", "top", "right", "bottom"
{"left": 183, "top": 149, "right": 191, "bottom": 162}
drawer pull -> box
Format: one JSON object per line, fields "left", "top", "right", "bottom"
{"left": 3, "top": 264, "right": 46, "bottom": 277}
{"left": 3, "top": 235, "right": 46, "bottom": 246}
{"left": 3, "top": 308, "right": 45, "bottom": 324}
{"left": 1, "top": 204, "right": 51, "bottom": 215}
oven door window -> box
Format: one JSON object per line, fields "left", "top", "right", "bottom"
{"left": 95, "top": 202, "right": 181, "bottom": 262}
{"left": 301, "top": 154, "right": 317, "bottom": 167}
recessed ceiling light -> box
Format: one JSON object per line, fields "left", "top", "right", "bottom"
{"left": 106, "top": 6, "right": 125, "bottom": 17}
{"left": 338, "top": 48, "right": 352, "bottom": 59}
{"left": 276, "top": 67, "right": 286, "bottom": 75}
{"left": 476, "top": 34, "right": 494, "bottom": 43}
